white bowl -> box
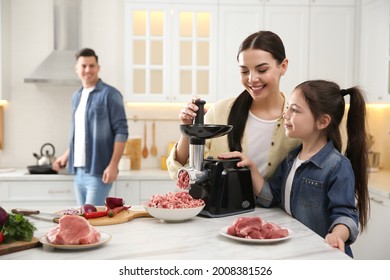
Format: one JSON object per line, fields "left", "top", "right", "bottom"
{"left": 143, "top": 205, "right": 205, "bottom": 222}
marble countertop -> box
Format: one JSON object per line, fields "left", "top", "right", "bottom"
{"left": 0, "top": 206, "right": 350, "bottom": 260}
{"left": 0, "top": 168, "right": 171, "bottom": 181}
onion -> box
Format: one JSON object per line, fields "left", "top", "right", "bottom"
{"left": 0, "top": 207, "right": 8, "bottom": 227}
{"left": 81, "top": 204, "right": 97, "bottom": 213}
{"left": 105, "top": 197, "right": 125, "bottom": 209}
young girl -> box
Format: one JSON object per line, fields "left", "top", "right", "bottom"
{"left": 224, "top": 80, "right": 369, "bottom": 257}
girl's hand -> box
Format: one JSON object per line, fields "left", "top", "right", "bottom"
{"left": 218, "top": 151, "right": 255, "bottom": 169}
{"left": 325, "top": 232, "right": 345, "bottom": 252}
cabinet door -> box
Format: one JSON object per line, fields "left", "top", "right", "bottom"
{"left": 114, "top": 181, "right": 140, "bottom": 205}
{"left": 352, "top": 193, "right": 390, "bottom": 259}
{"left": 264, "top": 5, "right": 309, "bottom": 97}
{"left": 360, "top": 0, "right": 390, "bottom": 103}
{"left": 125, "top": 2, "right": 170, "bottom": 102}
{"left": 124, "top": 1, "right": 217, "bottom": 102}
{"left": 0, "top": 181, "right": 77, "bottom": 208}
{"left": 309, "top": 6, "right": 355, "bottom": 88}
{"left": 217, "top": 4, "right": 263, "bottom": 100}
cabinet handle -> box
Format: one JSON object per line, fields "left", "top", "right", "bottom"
{"left": 48, "top": 189, "right": 71, "bottom": 194}
{"left": 370, "top": 197, "right": 384, "bottom": 204}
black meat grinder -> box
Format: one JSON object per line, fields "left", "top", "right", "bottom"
{"left": 178, "top": 100, "right": 255, "bottom": 217}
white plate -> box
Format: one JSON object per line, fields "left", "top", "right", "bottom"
{"left": 39, "top": 232, "right": 111, "bottom": 250}
{"left": 219, "top": 226, "right": 293, "bottom": 244}
{"left": 144, "top": 205, "right": 204, "bottom": 222}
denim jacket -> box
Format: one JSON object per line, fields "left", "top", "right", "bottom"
{"left": 67, "top": 79, "right": 128, "bottom": 175}
{"left": 257, "top": 140, "right": 359, "bottom": 255}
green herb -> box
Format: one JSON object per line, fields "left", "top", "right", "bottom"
{"left": 0, "top": 213, "right": 37, "bottom": 243}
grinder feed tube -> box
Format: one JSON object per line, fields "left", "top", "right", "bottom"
{"left": 177, "top": 100, "right": 209, "bottom": 189}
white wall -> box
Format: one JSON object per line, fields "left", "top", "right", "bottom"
{"left": 0, "top": 0, "right": 182, "bottom": 170}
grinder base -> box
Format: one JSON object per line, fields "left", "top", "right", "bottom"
{"left": 189, "top": 158, "right": 255, "bottom": 218}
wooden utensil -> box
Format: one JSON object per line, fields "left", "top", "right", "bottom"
{"left": 142, "top": 122, "right": 148, "bottom": 158}
{"left": 150, "top": 121, "right": 158, "bottom": 157}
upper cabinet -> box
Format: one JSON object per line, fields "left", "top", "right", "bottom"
{"left": 125, "top": 0, "right": 386, "bottom": 103}
{"left": 124, "top": 0, "right": 217, "bottom": 102}
{"left": 218, "top": 0, "right": 357, "bottom": 100}
{"left": 360, "top": 0, "right": 390, "bottom": 103}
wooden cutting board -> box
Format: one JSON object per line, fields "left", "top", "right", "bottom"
{"left": 86, "top": 210, "right": 151, "bottom": 226}
{"left": 0, "top": 237, "right": 41, "bottom": 256}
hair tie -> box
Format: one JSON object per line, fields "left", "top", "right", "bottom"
{"left": 340, "top": 89, "right": 349, "bottom": 97}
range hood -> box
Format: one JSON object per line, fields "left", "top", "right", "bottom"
{"left": 24, "top": 0, "right": 81, "bottom": 85}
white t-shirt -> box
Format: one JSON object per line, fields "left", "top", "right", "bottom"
{"left": 73, "top": 87, "right": 94, "bottom": 167}
{"left": 246, "top": 111, "right": 278, "bottom": 176}
{"left": 284, "top": 156, "right": 304, "bottom": 215}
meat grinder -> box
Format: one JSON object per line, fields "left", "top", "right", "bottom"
{"left": 178, "top": 100, "right": 255, "bottom": 218}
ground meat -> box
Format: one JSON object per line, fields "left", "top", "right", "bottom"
{"left": 177, "top": 170, "right": 190, "bottom": 190}
{"left": 227, "top": 216, "right": 289, "bottom": 239}
{"left": 147, "top": 191, "right": 205, "bottom": 209}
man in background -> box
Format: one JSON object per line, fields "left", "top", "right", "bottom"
{"left": 53, "top": 48, "right": 128, "bottom": 206}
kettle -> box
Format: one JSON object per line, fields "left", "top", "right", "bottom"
{"left": 33, "top": 143, "right": 56, "bottom": 166}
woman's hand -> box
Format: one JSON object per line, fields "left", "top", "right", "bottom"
{"left": 218, "top": 151, "right": 265, "bottom": 196}
{"left": 179, "top": 96, "right": 208, "bottom": 125}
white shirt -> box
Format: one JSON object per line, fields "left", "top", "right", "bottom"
{"left": 284, "top": 156, "right": 304, "bottom": 215}
{"left": 246, "top": 111, "right": 278, "bottom": 176}
{"left": 73, "top": 87, "right": 94, "bottom": 167}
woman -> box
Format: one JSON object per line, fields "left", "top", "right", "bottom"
{"left": 167, "top": 30, "right": 300, "bottom": 186}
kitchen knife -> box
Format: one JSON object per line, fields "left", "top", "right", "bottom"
{"left": 11, "top": 208, "right": 61, "bottom": 223}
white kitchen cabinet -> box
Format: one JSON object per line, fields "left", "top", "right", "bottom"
{"left": 0, "top": 179, "right": 176, "bottom": 208}
{"left": 217, "top": 3, "right": 263, "bottom": 99}
{"left": 0, "top": 181, "right": 77, "bottom": 208}
{"left": 114, "top": 180, "right": 141, "bottom": 205}
{"left": 217, "top": 0, "right": 357, "bottom": 100}
{"left": 359, "top": 0, "right": 390, "bottom": 103}
{"left": 0, "top": 169, "right": 174, "bottom": 208}
{"left": 264, "top": 5, "right": 309, "bottom": 96}
{"left": 352, "top": 192, "right": 390, "bottom": 259}
{"left": 124, "top": 0, "right": 218, "bottom": 102}
{"left": 308, "top": 5, "right": 356, "bottom": 88}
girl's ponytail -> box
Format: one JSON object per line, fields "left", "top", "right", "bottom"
{"left": 344, "top": 87, "right": 369, "bottom": 231}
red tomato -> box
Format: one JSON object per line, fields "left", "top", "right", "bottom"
{"left": 0, "top": 232, "right": 4, "bottom": 243}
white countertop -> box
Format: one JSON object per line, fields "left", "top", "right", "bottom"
{"left": 0, "top": 205, "right": 350, "bottom": 260}
{"left": 0, "top": 168, "right": 171, "bottom": 181}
